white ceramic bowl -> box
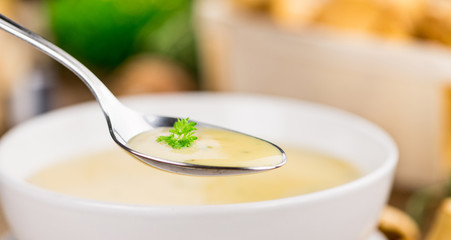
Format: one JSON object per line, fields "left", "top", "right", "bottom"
{"left": 0, "top": 93, "right": 397, "bottom": 240}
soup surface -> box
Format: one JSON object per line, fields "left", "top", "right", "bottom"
{"left": 27, "top": 147, "right": 361, "bottom": 205}
{"left": 127, "top": 127, "right": 285, "bottom": 167}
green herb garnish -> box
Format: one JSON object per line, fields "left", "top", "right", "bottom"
{"left": 157, "top": 118, "right": 198, "bottom": 149}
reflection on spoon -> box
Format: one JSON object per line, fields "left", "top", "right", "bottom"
{"left": 0, "top": 14, "right": 286, "bottom": 176}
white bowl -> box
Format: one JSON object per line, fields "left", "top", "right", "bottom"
{"left": 0, "top": 93, "right": 397, "bottom": 240}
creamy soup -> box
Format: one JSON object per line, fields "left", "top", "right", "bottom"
{"left": 127, "top": 127, "right": 285, "bottom": 168}
{"left": 27, "top": 147, "right": 361, "bottom": 205}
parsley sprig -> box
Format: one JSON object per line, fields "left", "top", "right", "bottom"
{"left": 157, "top": 118, "right": 198, "bottom": 149}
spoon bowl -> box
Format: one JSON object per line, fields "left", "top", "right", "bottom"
{"left": 0, "top": 14, "right": 286, "bottom": 175}
{"left": 113, "top": 114, "right": 286, "bottom": 175}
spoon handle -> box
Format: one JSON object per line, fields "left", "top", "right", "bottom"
{"left": 0, "top": 14, "right": 122, "bottom": 116}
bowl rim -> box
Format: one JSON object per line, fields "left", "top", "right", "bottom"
{"left": 0, "top": 92, "right": 398, "bottom": 215}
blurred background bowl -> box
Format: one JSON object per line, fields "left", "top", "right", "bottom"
{"left": 195, "top": 0, "right": 451, "bottom": 190}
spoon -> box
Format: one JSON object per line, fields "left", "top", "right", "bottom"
{"left": 0, "top": 14, "right": 286, "bottom": 176}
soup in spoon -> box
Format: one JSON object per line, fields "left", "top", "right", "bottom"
{"left": 128, "top": 126, "right": 285, "bottom": 168}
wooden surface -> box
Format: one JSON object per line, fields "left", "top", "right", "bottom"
{"left": 0, "top": 208, "right": 9, "bottom": 237}
{"left": 0, "top": 0, "right": 35, "bottom": 134}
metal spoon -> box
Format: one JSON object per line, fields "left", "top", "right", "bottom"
{"left": 0, "top": 14, "right": 286, "bottom": 176}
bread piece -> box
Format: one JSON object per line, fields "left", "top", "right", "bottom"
{"left": 315, "top": 0, "right": 425, "bottom": 40}
{"left": 379, "top": 205, "right": 421, "bottom": 240}
{"left": 270, "top": 0, "right": 330, "bottom": 28}
{"left": 425, "top": 198, "right": 451, "bottom": 240}
{"left": 232, "top": 0, "right": 270, "bottom": 11}
{"left": 111, "top": 55, "right": 195, "bottom": 96}
{"left": 417, "top": 0, "right": 451, "bottom": 45}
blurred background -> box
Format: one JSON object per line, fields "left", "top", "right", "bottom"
{"left": 2, "top": 0, "right": 451, "bottom": 238}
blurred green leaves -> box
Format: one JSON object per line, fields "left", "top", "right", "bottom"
{"left": 45, "top": 0, "right": 197, "bottom": 76}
